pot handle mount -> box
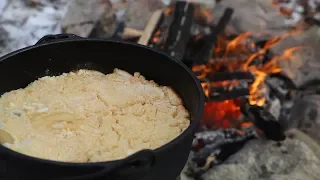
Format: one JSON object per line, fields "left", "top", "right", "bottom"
{"left": 59, "top": 149, "right": 156, "bottom": 180}
{"left": 35, "top": 34, "right": 82, "bottom": 45}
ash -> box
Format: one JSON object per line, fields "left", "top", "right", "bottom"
{"left": 0, "top": 0, "right": 68, "bottom": 57}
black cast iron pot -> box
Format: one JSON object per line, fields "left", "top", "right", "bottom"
{"left": 0, "top": 34, "right": 204, "bottom": 180}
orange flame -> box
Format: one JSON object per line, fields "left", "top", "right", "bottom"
{"left": 193, "top": 31, "right": 302, "bottom": 129}
{"left": 150, "top": 6, "right": 303, "bottom": 130}
{"left": 164, "top": 7, "right": 173, "bottom": 15}
{"left": 224, "top": 32, "right": 251, "bottom": 57}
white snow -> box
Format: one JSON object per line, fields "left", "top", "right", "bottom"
{"left": 0, "top": 0, "right": 8, "bottom": 14}
{"left": 0, "top": 0, "right": 69, "bottom": 57}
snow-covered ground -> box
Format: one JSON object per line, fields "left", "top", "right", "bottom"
{"left": 0, "top": 0, "right": 69, "bottom": 56}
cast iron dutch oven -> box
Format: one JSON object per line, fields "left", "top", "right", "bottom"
{"left": 0, "top": 34, "right": 204, "bottom": 180}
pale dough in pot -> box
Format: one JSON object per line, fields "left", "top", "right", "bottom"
{"left": 0, "top": 69, "right": 190, "bottom": 162}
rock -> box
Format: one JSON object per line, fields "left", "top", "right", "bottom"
{"left": 289, "top": 94, "right": 320, "bottom": 144}
{"left": 89, "top": 10, "right": 118, "bottom": 38}
{"left": 285, "top": 129, "right": 320, "bottom": 159}
{"left": 203, "top": 164, "right": 253, "bottom": 180}
{"left": 270, "top": 26, "right": 320, "bottom": 87}
{"left": 0, "top": 27, "right": 10, "bottom": 55}
{"left": 176, "top": 0, "right": 216, "bottom": 7}
{"left": 125, "top": 0, "right": 165, "bottom": 31}
{"left": 181, "top": 131, "right": 320, "bottom": 180}
{"left": 61, "top": 0, "right": 110, "bottom": 37}
{"left": 88, "top": 1, "right": 128, "bottom": 38}
{"left": 213, "top": 0, "right": 288, "bottom": 36}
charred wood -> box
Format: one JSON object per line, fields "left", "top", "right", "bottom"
{"left": 266, "top": 73, "right": 297, "bottom": 102}
{"left": 209, "top": 83, "right": 249, "bottom": 101}
{"left": 194, "top": 7, "right": 234, "bottom": 64}
{"left": 299, "top": 79, "right": 320, "bottom": 91}
{"left": 163, "top": 1, "right": 195, "bottom": 61}
{"left": 296, "top": 79, "right": 320, "bottom": 98}
{"left": 109, "top": 22, "right": 125, "bottom": 40}
{"left": 146, "top": 14, "right": 166, "bottom": 47}
{"left": 206, "top": 71, "right": 254, "bottom": 82}
{"left": 305, "top": 16, "right": 320, "bottom": 27}
{"left": 241, "top": 101, "right": 286, "bottom": 141}
{"left": 248, "top": 50, "right": 274, "bottom": 67}
{"left": 187, "top": 128, "right": 257, "bottom": 178}
{"left": 268, "top": 73, "right": 297, "bottom": 89}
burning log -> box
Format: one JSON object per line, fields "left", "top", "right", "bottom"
{"left": 241, "top": 101, "right": 286, "bottom": 141}
{"left": 264, "top": 73, "right": 298, "bottom": 131}
{"left": 194, "top": 7, "right": 234, "bottom": 64}
{"left": 162, "top": 1, "right": 195, "bottom": 61}
{"left": 266, "top": 73, "right": 297, "bottom": 101}
{"left": 299, "top": 79, "right": 320, "bottom": 92}
{"left": 198, "top": 71, "right": 253, "bottom": 102}
{"left": 206, "top": 71, "right": 254, "bottom": 82}
{"left": 209, "top": 83, "right": 249, "bottom": 101}
{"left": 146, "top": 6, "right": 174, "bottom": 49}
{"left": 247, "top": 50, "right": 275, "bottom": 67}
{"left": 305, "top": 16, "right": 320, "bottom": 27}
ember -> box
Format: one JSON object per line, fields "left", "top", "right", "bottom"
{"left": 201, "top": 100, "right": 242, "bottom": 129}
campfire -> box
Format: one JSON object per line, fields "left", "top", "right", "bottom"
{"left": 120, "top": 1, "right": 318, "bottom": 178}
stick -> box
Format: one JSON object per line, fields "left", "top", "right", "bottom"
{"left": 138, "top": 9, "right": 163, "bottom": 45}
{"left": 122, "top": 27, "right": 144, "bottom": 39}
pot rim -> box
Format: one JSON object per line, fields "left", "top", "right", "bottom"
{"left": 0, "top": 38, "right": 205, "bottom": 167}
